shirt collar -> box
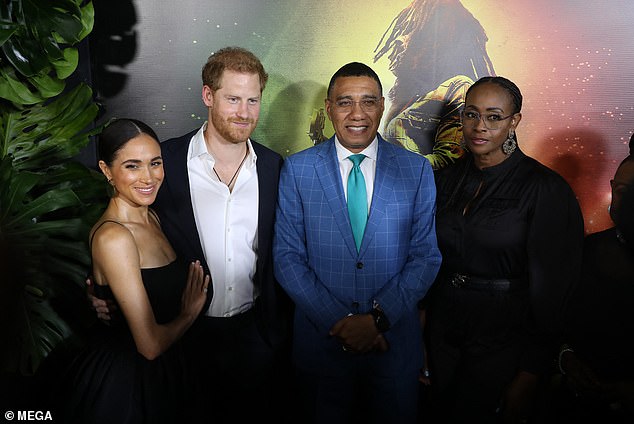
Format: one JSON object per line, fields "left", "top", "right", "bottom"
{"left": 467, "top": 147, "right": 524, "bottom": 177}
{"left": 334, "top": 135, "right": 378, "bottom": 164}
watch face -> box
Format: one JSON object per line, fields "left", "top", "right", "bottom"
{"left": 377, "top": 316, "right": 389, "bottom": 332}
{"left": 372, "top": 309, "right": 390, "bottom": 332}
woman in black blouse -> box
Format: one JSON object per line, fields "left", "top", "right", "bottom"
{"left": 422, "top": 76, "right": 584, "bottom": 423}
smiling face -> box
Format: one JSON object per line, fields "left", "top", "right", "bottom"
{"left": 325, "top": 76, "right": 385, "bottom": 153}
{"left": 462, "top": 82, "right": 521, "bottom": 168}
{"left": 203, "top": 69, "right": 261, "bottom": 145}
{"left": 99, "top": 134, "right": 163, "bottom": 207}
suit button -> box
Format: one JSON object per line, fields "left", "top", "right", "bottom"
{"left": 356, "top": 262, "right": 363, "bottom": 269}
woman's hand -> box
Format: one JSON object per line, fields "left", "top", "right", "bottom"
{"left": 560, "top": 350, "right": 604, "bottom": 398}
{"left": 418, "top": 308, "right": 431, "bottom": 385}
{"left": 499, "top": 371, "right": 539, "bottom": 424}
{"left": 419, "top": 368, "right": 431, "bottom": 386}
{"left": 180, "top": 260, "right": 210, "bottom": 318}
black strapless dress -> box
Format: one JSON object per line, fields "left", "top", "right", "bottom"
{"left": 60, "top": 260, "right": 191, "bottom": 424}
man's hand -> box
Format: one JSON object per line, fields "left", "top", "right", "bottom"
{"left": 329, "top": 314, "right": 388, "bottom": 354}
{"left": 373, "top": 333, "right": 389, "bottom": 352}
{"left": 86, "top": 276, "right": 116, "bottom": 321}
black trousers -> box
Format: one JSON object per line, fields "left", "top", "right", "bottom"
{"left": 183, "top": 308, "right": 294, "bottom": 423}
{"left": 424, "top": 283, "right": 529, "bottom": 423}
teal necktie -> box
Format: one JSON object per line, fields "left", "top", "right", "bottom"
{"left": 347, "top": 154, "right": 367, "bottom": 252}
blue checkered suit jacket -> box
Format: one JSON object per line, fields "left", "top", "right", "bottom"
{"left": 273, "top": 134, "right": 441, "bottom": 375}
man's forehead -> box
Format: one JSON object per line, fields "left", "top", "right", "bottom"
{"left": 332, "top": 76, "right": 381, "bottom": 96}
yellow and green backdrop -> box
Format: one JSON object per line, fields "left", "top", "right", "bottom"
{"left": 94, "top": 0, "right": 634, "bottom": 234}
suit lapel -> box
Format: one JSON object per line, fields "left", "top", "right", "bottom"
{"left": 253, "top": 142, "right": 275, "bottom": 276}
{"left": 315, "top": 141, "right": 359, "bottom": 256}
{"left": 162, "top": 136, "right": 206, "bottom": 265}
{"left": 359, "top": 138, "right": 395, "bottom": 254}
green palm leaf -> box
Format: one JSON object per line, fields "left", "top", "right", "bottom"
{"left": 0, "top": 0, "right": 104, "bottom": 375}
{"left": 0, "top": 0, "right": 94, "bottom": 103}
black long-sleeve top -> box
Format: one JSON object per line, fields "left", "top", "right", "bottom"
{"left": 432, "top": 148, "right": 585, "bottom": 374}
{"left": 564, "top": 227, "right": 634, "bottom": 381}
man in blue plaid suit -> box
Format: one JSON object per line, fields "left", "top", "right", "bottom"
{"left": 273, "top": 62, "right": 441, "bottom": 423}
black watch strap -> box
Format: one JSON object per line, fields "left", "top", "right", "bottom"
{"left": 370, "top": 306, "right": 390, "bottom": 332}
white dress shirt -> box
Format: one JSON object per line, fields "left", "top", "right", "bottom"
{"left": 335, "top": 136, "right": 378, "bottom": 210}
{"left": 187, "top": 123, "right": 259, "bottom": 317}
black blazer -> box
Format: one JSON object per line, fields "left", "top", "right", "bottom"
{"left": 153, "top": 128, "right": 290, "bottom": 347}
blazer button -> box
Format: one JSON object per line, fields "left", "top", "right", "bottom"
{"left": 356, "top": 262, "right": 363, "bottom": 269}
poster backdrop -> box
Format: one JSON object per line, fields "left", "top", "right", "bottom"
{"left": 92, "top": 0, "right": 634, "bottom": 234}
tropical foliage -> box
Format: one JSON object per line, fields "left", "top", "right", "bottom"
{"left": 0, "top": 0, "right": 107, "bottom": 375}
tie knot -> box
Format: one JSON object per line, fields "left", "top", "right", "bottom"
{"left": 348, "top": 154, "right": 365, "bottom": 167}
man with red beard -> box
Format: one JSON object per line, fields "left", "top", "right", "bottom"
{"left": 151, "top": 46, "right": 293, "bottom": 423}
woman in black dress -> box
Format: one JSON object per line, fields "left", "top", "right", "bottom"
{"left": 60, "top": 119, "right": 209, "bottom": 423}
{"left": 423, "top": 77, "right": 584, "bottom": 423}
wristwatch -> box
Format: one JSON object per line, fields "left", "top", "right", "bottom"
{"left": 369, "top": 305, "right": 390, "bottom": 333}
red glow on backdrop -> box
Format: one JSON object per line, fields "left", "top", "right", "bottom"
{"left": 96, "top": 0, "right": 634, "bottom": 234}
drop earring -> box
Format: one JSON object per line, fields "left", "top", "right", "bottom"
{"left": 502, "top": 130, "right": 517, "bottom": 155}
{"left": 107, "top": 178, "right": 117, "bottom": 196}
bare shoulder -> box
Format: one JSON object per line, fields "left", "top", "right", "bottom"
{"left": 89, "top": 219, "right": 142, "bottom": 288}
{"left": 90, "top": 220, "right": 136, "bottom": 254}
